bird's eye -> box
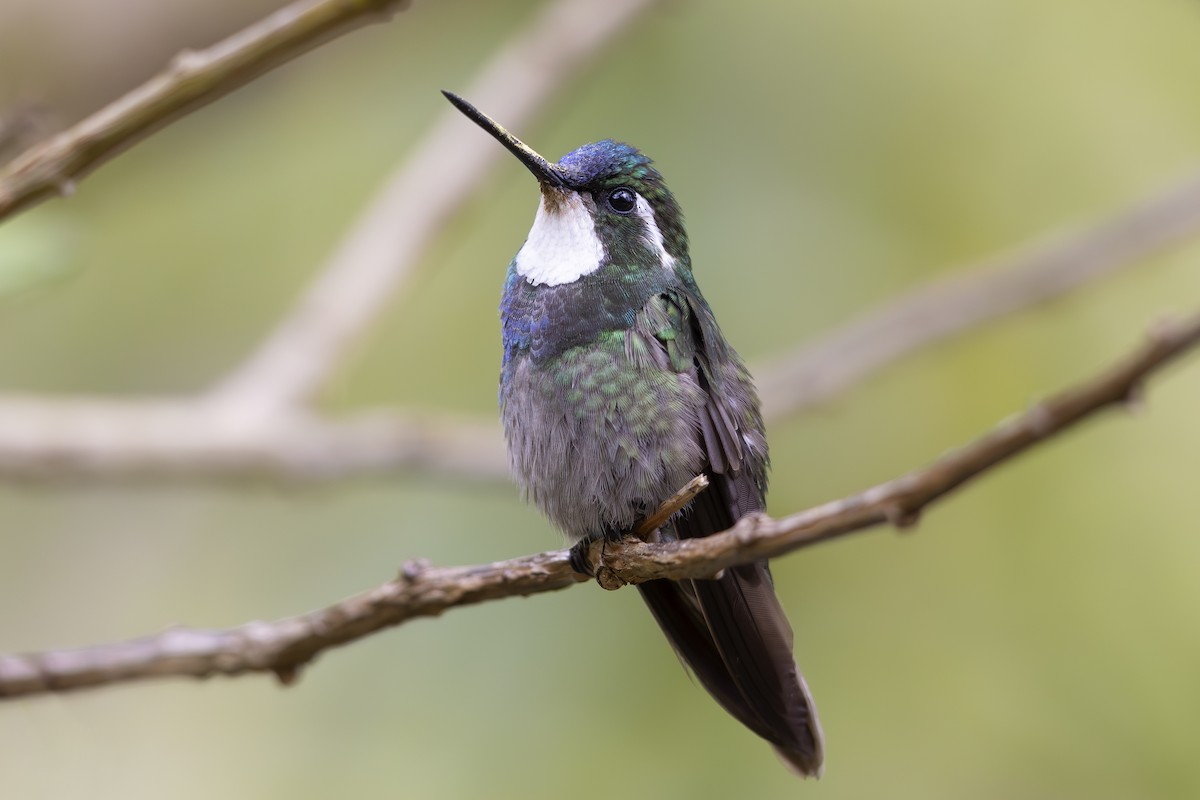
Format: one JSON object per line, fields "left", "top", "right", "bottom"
{"left": 607, "top": 187, "right": 637, "bottom": 214}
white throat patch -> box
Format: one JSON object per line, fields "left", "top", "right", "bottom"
{"left": 514, "top": 192, "right": 605, "bottom": 286}
{"left": 634, "top": 194, "right": 676, "bottom": 270}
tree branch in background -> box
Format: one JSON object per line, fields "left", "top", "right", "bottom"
{"left": 0, "top": 0, "right": 412, "bottom": 222}
{"left": 0, "top": 103, "right": 49, "bottom": 161}
{"left": 3, "top": 311, "right": 1195, "bottom": 699}
{"left": 0, "top": 401, "right": 506, "bottom": 482}
{"left": 1, "top": 0, "right": 1198, "bottom": 484}
{"left": 757, "top": 167, "right": 1200, "bottom": 420}
{"left": 0, "top": 0, "right": 663, "bottom": 480}
{"left": 207, "top": 0, "right": 664, "bottom": 417}
{"left": 3, "top": 163, "right": 1200, "bottom": 481}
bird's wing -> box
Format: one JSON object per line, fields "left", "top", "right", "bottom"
{"left": 632, "top": 291, "right": 824, "bottom": 776}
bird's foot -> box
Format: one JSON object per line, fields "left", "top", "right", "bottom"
{"left": 570, "top": 531, "right": 632, "bottom": 590}
{"left": 568, "top": 538, "right": 596, "bottom": 577}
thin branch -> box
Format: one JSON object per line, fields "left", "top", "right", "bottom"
{"left": 0, "top": 0, "right": 411, "bottom": 223}
{"left": 757, "top": 167, "right": 1200, "bottom": 420}
{"left": 636, "top": 474, "right": 709, "bottom": 536}
{"left": 3, "top": 311, "right": 1196, "bottom": 699}
{"left": 208, "top": 0, "right": 663, "bottom": 417}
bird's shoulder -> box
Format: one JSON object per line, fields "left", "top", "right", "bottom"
{"left": 628, "top": 287, "right": 768, "bottom": 487}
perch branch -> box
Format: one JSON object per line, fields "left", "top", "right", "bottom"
{"left": 0, "top": 0, "right": 412, "bottom": 222}
{"left": 601, "top": 312, "right": 1200, "bottom": 580}
{"left": 0, "top": 474, "right": 706, "bottom": 696}
{"left": 3, "top": 311, "right": 1196, "bottom": 699}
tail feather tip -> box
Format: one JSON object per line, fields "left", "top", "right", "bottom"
{"left": 775, "top": 745, "right": 824, "bottom": 779}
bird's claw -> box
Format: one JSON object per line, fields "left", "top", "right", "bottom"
{"left": 568, "top": 539, "right": 595, "bottom": 577}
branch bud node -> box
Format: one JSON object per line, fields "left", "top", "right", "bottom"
{"left": 398, "top": 558, "right": 431, "bottom": 582}
{"left": 886, "top": 504, "right": 921, "bottom": 530}
{"left": 594, "top": 565, "right": 626, "bottom": 591}
{"left": 1122, "top": 382, "right": 1146, "bottom": 414}
{"left": 272, "top": 665, "right": 300, "bottom": 686}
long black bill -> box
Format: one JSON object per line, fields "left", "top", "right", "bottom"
{"left": 442, "top": 91, "right": 567, "bottom": 188}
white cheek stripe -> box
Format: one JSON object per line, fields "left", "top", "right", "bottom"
{"left": 514, "top": 192, "right": 605, "bottom": 287}
{"left": 634, "top": 194, "right": 676, "bottom": 270}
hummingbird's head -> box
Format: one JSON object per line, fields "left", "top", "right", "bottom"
{"left": 443, "top": 91, "right": 688, "bottom": 287}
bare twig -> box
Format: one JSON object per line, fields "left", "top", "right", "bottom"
{"left": 757, "top": 168, "right": 1200, "bottom": 420}
{"left": 635, "top": 474, "right": 710, "bottom": 536}
{"left": 208, "top": 0, "right": 664, "bottom": 417}
{"left": 0, "top": 0, "right": 412, "bottom": 222}
{"left": 3, "top": 311, "right": 1195, "bottom": 699}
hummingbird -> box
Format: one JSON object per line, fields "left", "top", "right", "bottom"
{"left": 443, "top": 91, "right": 825, "bottom": 776}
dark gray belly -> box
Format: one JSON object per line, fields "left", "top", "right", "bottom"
{"left": 500, "top": 338, "right": 707, "bottom": 542}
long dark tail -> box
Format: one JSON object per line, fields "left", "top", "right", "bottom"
{"left": 637, "top": 473, "right": 824, "bottom": 776}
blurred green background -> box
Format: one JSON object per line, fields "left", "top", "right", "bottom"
{"left": 3, "top": 0, "right": 1200, "bottom": 797}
